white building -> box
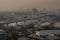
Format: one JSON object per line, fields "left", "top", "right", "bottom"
{"left": 54, "top": 22, "right": 60, "bottom": 28}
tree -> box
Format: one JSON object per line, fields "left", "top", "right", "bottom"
{"left": 7, "top": 27, "right": 18, "bottom": 40}
{"left": 25, "top": 23, "right": 36, "bottom": 36}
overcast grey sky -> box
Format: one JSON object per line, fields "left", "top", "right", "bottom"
{"left": 0, "top": 0, "right": 60, "bottom": 11}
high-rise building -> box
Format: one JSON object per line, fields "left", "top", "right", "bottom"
{"left": 57, "top": 9, "right": 60, "bottom": 15}
{"left": 32, "top": 8, "right": 38, "bottom": 15}
{"left": 0, "top": 30, "right": 6, "bottom": 40}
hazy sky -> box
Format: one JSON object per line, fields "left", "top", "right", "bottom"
{"left": 0, "top": 0, "right": 60, "bottom": 11}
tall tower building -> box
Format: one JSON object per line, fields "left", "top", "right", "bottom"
{"left": 32, "top": 8, "right": 38, "bottom": 15}
{"left": 57, "top": 9, "right": 60, "bottom": 15}
{"left": 43, "top": 8, "right": 48, "bottom": 13}
{"left": 32, "top": 8, "right": 39, "bottom": 21}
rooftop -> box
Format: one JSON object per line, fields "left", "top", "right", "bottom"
{"left": 40, "top": 30, "right": 60, "bottom": 35}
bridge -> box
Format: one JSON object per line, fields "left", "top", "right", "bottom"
{"left": 0, "top": 14, "right": 57, "bottom": 27}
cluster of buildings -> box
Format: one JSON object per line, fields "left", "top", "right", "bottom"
{"left": 0, "top": 8, "right": 60, "bottom": 40}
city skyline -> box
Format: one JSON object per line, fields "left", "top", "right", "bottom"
{"left": 0, "top": 0, "right": 60, "bottom": 11}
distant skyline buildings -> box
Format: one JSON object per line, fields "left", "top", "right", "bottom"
{"left": 5, "top": 8, "right": 60, "bottom": 12}
{"left": 0, "top": 7, "right": 60, "bottom": 13}
{"left": 0, "top": 0, "right": 60, "bottom": 11}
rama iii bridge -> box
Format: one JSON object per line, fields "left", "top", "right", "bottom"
{"left": 0, "top": 14, "right": 57, "bottom": 26}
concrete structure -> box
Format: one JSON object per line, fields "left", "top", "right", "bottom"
{"left": 40, "top": 30, "right": 60, "bottom": 36}
{"left": 57, "top": 9, "right": 60, "bottom": 15}
{"left": 47, "top": 34, "right": 59, "bottom": 40}
{"left": 0, "top": 30, "right": 6, "bottom": 40}
{"left": 17, "top": 37, "right": 31, "bottom": 40}
{"left": 54, "top": 22, "right": 60, "bottom": 28}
